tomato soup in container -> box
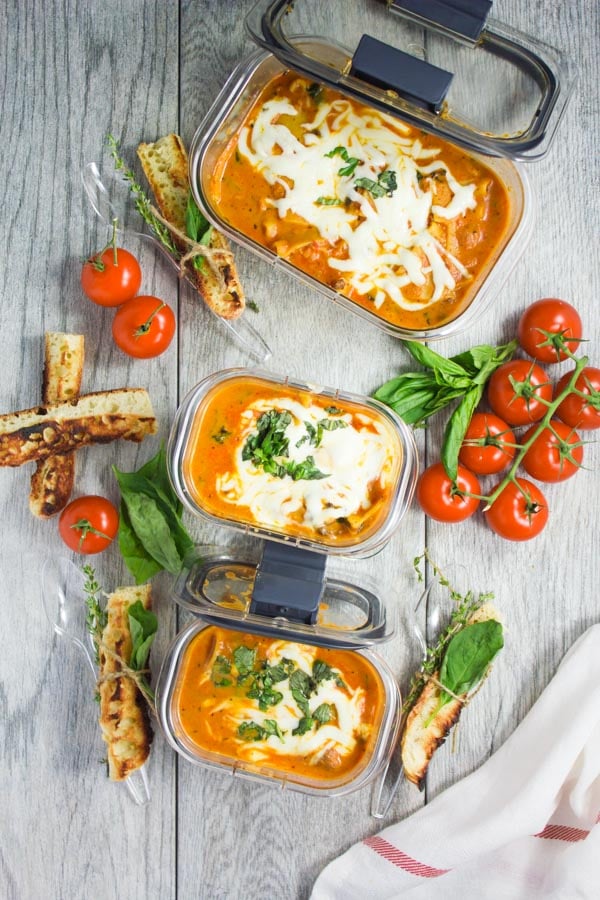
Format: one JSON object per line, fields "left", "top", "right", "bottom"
{"left": 188, "top": 0, "right": 574, "bottom": 341}
{"left": 158, "top": 367, "right": 417, "bottom": 798}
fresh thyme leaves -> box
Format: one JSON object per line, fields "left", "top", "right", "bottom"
{"left": 212, "top": 426, "right": 231, "bottom": 444}
{"left": 355, "top": 168, "right": 397, "bottom": 198}
{"left": 325, "top": 145, "right": 361, "bottom": 178}
{"left": 402, "top": 551, "right": 499, "bottom": 720}
{"left": 242, "top": 409, "right": 330, "bottom": 481}
{"left": 83, "top": 564, "right": 107, "bottom": 664}
{"left": 247, "top": 299, "right": 260, "bottom": 313}
{"left": 107, "top": 134, "right": 178, "bottom": 256}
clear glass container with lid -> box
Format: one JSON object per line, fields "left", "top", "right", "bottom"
{"left": 188, "top": 0, "right": 575, "bottom": 340}
{"left": 156, "top": 544, "right": 403, "bottom": 797}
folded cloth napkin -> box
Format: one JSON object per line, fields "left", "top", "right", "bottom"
{"left": 311, "top": 624, "right": 600, "bottom": 900}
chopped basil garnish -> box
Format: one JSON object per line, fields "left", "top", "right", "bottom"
{"left": 212, "top": 426, "right": 231, "bottom": 444}
{"left": 316, "top": 196, "right": 343, "bottom": 206}
{"left": 242, "top": 409, "right": 329, "bottom": 481}
{"left": 325, "top": 145, "right": 361, "bottom": 178}
{"left": 355, "top": 168, "right": 397, "bottom": 198}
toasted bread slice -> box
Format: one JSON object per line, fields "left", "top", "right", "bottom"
{"left": 30, "top": 333, "right": 85, "bottom": 517}
{"left": 401, "top": 603, "right": 500, "bottom": 789}
{"left": 98, "top": 585, "right": 153, "bottom": 781}
{"left": 137, "top": 133, "right": 245, "bottom": 319}
{"left": 0, "top": 389, "right": 156, "bottom": 467}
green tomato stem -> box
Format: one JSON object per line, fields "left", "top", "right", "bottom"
{"left": 482, "top": 355, "right": 589, "bottom": 510}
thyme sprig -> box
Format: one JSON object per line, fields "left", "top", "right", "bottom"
{"left": 83, "top": 564, "right": 107, "bottom": 665}
{"left": 106, "top": 134, "right": 179, "bottom": 256}
{"left": 401, "top": 551, "right": 494, "bottom": 718}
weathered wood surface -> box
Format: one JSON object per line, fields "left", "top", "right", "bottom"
{"left": 0, "top": 1, "right": 598, "bottom": 898}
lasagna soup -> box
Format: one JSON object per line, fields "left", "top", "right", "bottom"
{"left": 209, "top": 72, "right": 512, "bottom": 330}
{"left": 183, "top": 375, "right": 402, "bottom": 546}
{"left": 174, "top": 626, "right": 385, "bottom": 784}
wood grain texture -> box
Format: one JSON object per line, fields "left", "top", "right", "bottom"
{"left": 0, "top": 0, "right": 598, "bottom": 898}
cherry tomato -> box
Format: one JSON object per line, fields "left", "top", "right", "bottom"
{"left": 416, "top": 462, "right": 480, "bottom": 523}
{"left": 458, "top": 412, "right": 516, "bottom": 475}
{"left": 81, "top": 248, "right": 142, "bottom": 307}
{"left": 517, "top": 298, "right": 582, "bottom": 363}
{"left": 555, "top": 366, "right": 600, "bottom": 430}
{"left": 487, "top": 360, "right": 552, "bottom": 426}
{"left": 521, "top": 420, "right": 583, "bottom": 483}
{"left": 58, "top": 496, "right": 119, "bottom": 554}
{"left": 112, "top": 295, "right": 176, "bottom": 358}
{"left": 484, "top": 478, "right": 548, "bottom": 541}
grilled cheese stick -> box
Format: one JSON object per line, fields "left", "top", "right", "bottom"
{"left": 137, "top": 133, "right": 245, "bottom": 319}
{"left": 29, "top": 333, "right": 84, "bottom": 517}
{"left": 401, "top": 603, "right": 500, "bottom": 789}
{"left": 0, "top": 388, "right": 156, "bottom": 466}
{"left": 98, "top": 585, "right": 153, "bottom": 781}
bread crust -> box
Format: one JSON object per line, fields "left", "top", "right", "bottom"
{"left": 98, "top": 585, "right": 153, "bottom": 781}
{"left": 30, "top": 332, "right": 84, "bottom": 517}
{"left": 0, "top": 389, "right": 156, "bottom": 466}
{"left": 137, "top": 134, "right": 245, "bottom": 320}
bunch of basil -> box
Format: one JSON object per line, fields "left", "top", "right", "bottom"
{"left": 374, "top": 339, "right": 517, "bottom": 480}
{"left": 113, "top": 446, "right": 194, "bottom": 584}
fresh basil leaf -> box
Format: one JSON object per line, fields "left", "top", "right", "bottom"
{"left": 338, "top": 159, "right": 360, "bottom": 177}
{"left": 185, "top": 192, "right": 211, "bottom": 243}
{"left": 292, "top": 716, "right": 314, "bottom": 736}
{"left": 128, "top": 600, "right": 158, "bottom": 671}
{"left": 118, "top": 489, "right": 183, "bottom": 575}
{"left": 354, "top": 176, "right": 386, "bottom": 198}
{"left": 262, "top": 719, "right": 285, "bottom": 741}
{"left": 307, "top": 82, "right": 324, "bottom": 103}
{"left": 441, "top": 387, "right": 483, "bottom": 482}
{"left": 378, "top": 169, "right": 397, "bottom": 193}
{"left": 316, "top": 196, "right": 343, "bottom": 206}
{"left": 116, "top": 501, "right": 163, "bottom": 585}
{"left": 326, "top": 146, "right": 350, "bottom": 161}
{"left": 439, "top": 620, "right": 504, "bottom": 708}
{"left": 234, "top": 645, "right": 256, "bottom": 677}
{"left": 402, "top": 341, "right": 470, "bottom": 380}
{"left": 312, "top": 660, "right": 336, "bottom": 684}
{"left": 325, "top": 406, "right": 343, "bottom": 415}
{"left": 313, "top": 703, "right": 334, "bottom": 727}
{"left": 238, "top": 721, "right": 265, "bottom": 742}
{"left": 212, "top": 426, "right": 231, "bottom": 444}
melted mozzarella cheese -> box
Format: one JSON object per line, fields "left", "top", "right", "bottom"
{"left": 230, "top": 642, "right": 366, "bottom": 764}
{"left": 215, "top": 397, "right": 395, "bottom": 532}
{"left": 238, "top": 96, "right": 477, "bottom": 308}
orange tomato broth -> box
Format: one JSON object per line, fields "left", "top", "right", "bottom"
{"left": 173, "top": 626, "right": 386, "bottom": 784}
{"left": 182, "top": 375, "right": 402, "bottom": 546}
{"left": 208, "top": 71, "right": 512, "bottom": 331}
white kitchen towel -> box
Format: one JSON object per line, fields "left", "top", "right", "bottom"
{"left": 311, "top": 624, "right": 600, "bottom": 900}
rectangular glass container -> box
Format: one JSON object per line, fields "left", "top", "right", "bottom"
{"left": 167, "top": 367, "right": 418, "bottom": 557}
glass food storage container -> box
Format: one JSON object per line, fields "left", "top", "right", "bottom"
{"left": 188, "top": 0, "right": 575, "bottom": 341}
{"left": 156, "top": 545, "right": 402, "bottom": 798}
{"left": 167, "top": 367, "right": 417, "bottom": 557}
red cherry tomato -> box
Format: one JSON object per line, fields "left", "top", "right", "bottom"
{"left": 58, "top": 496, "right": 119, "bottom": 554}
{"left": 487, "top": 360, "right": 552, "bottom": 426}
{"left": 517, "top": 298, "right": 582, "bottom": 363}
{"left": 458, "top": 412, "right": 516, "bottom": 475}
{"left": 112, "top": 295, "right": 176, "bottom": 358}
{"left": 555, "top": 366, "right": 600, "bottom": 430}
{"left": 81, "top": 248, "right": 142, "bottom": 307}
{"left": 521, "top": 420, "right": 583, "bottom": 483}
{"left": 484, "top": 478, "right": 548, "bottom": 541}
{"left": 416, "top": 462, "right": 480, "bottom": 523}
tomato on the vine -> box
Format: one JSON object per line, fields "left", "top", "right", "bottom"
{"left": 112, "top": 294, "right": 176, "bottom": 358}
{"left": 458, "top": 412, "right": 516, "bottom": 475}
{"left": 484, "top": 478, "right": 548, "bottom": 541}
{"left": 517, "top": 298, "right": 582, "bottom": 363}
{"left": 487, "top": 360, "right": 552, "bottom": 426}
{"left": 416, "top": 462, "right": 480, "bottom": 523}
{"left": 58, "top": 496, "right": 119, "bottom": 554}
{"left": 521, "top": 419, "right": 583, "bottom": 482}
{"left": 555, "top": 366, "right": 600, "bottom": 430}
{"left": 81, "top": 247, "right": 142, "bottom": 307}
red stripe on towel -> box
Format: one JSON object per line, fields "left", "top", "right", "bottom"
{"left": 363, "top": 836, "right": 451, "bottom": 878}
{"left": 534, "top": 824, "right": 589, "bottom": 842}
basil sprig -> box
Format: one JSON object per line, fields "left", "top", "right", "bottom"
{"left": 185, "top": 193, "right": 213, "bottom": 272}
{"left": 128, "top": 601, "right": 158, "bottom": 672}
{"left": 113, "top": 446, "right": 194, "bottom": 584}
{"left": 374, "top": 339, "right": 517, "bottom": 481}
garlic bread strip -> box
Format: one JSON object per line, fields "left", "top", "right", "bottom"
{"left": 0, "top": 389, "right": 156, "bottom": 466}
{"left": 401, "top": 603, "right": 501, "bottom": 789}
{"left": 29, "top": 333, "right": 84, "bottom": 517}
{"left": 99, "top": 585, "right": 153, "bottom": 781}
{"left": 137, "top": 133, "right": 245, "bottom": 319}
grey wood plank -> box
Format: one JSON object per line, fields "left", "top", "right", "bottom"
{"left": 0, "top": 1, "right": 179, "bottom": 898}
